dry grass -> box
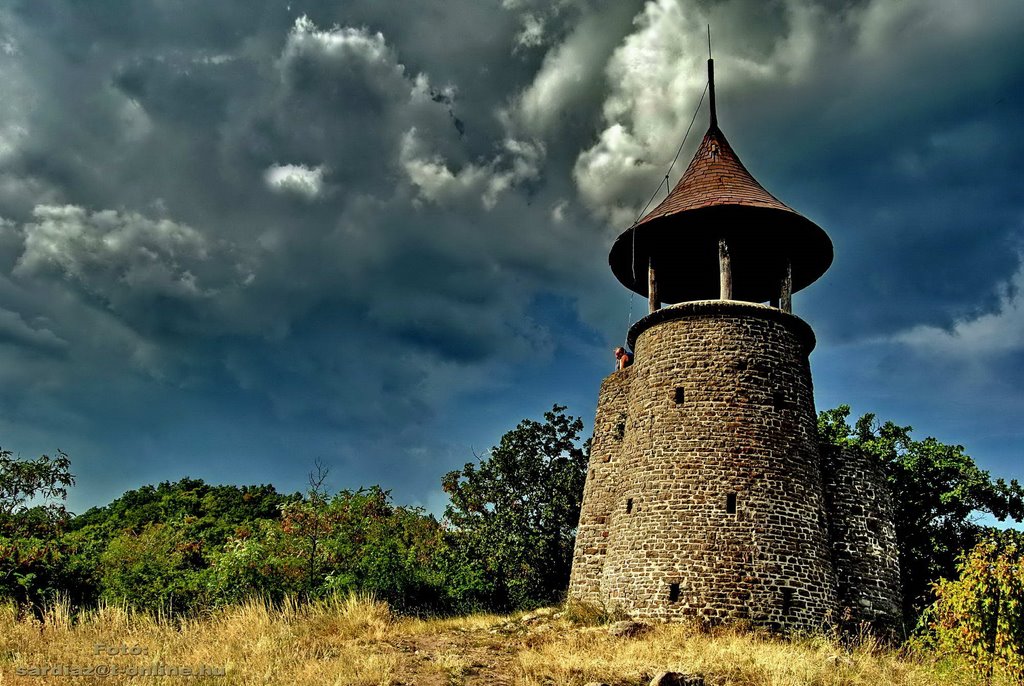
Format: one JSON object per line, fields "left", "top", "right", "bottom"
{"left": 0, "top": 596, "right": 1001, "bottom": 685}
{"left": 515, "top": 624, "right": 988, "bottom": 686}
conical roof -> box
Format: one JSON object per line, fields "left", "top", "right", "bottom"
{"left": 635, "top": 125, "right": 795, "bottom": 225}
{"left": 608, "top": 66, "right": 833, "bottom": 305}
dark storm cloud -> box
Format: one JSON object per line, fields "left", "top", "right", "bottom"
{"left": 0, "top": 1, "right": 599, "bottom": 441}
{"left": 0, "top": 0, "right": 1020, "bottom": 510}
{"left": 0, "top": 306, "right": 66, "bottom": 355}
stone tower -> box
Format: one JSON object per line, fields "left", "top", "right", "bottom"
{"left": 569, "top": 58, "right": 901, "bottom": 632}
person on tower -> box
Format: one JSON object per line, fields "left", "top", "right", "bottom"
{"left": 614, "top": 346, "right": 633, "bottom": 370}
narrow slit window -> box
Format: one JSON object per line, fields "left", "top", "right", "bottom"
{"left": 773, "top": 390, "right": 786, "bottom": 410}
{"left": 726, "top": 493, "right": 737, "bottom": 514}
{"left": 625, "top": 498, "right": 634, "bottom": 514}
{"left": 781, "top": 588, "right": 794, "bottom": 616}
{"left": 669, "top": 583, "right": 680, "bottom": 603}
{"left": 674, "top": 387, "right": 685, "bottom": 405}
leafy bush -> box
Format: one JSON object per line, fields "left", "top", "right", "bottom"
{"left": 209, "top": 486, "right": 447, "bottom": 614}
{"left": 206, "top": 519, "right": 302, "bottom": 606}
{"left": 98, "top": 522, "right": 211, "bottom": 614}
{"left": 923, "top": 531, "right": 1024, "bottom": 682}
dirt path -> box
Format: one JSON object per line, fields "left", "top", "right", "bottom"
{"left": 384, "top": 617, "right": 544, "bottom": 686}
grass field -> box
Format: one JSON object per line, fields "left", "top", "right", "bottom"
{"left": 0, "top": 596, "right": 1002, "bottom": 685}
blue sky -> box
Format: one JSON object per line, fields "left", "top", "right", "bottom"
{"left": 0, "top": 0, "right": 1021, "bottom": 519}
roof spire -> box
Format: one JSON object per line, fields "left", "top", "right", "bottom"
{"left": 607, "top": 44, "right": 834, "bottom": 304}
{"left": 707, "top": 25, "right": 717, "bottom": 129}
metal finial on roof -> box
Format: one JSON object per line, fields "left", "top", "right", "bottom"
{"left": 707, "top": 26, "right": 717, "bottom": 129}
{"left": 708, "top": 58, "right": 717, "bottom": 129}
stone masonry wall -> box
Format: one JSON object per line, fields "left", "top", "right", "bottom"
{"left": 821, "top": 443, "right": 903, "bottom": 631}
{"left": 591, "top": 301, "right": 838, "bottom": 630}
{"left": 569, "top": 367, "right": 632, "bottom": 604}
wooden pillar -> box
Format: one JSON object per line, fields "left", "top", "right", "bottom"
{"left": 780, "top": 258, "right": 792, "bottom": 313}
{"left": 648, "top": 256, "right": 660, "bottom": 313}
{"left": 718, "top": 238, "right": 732, "bottom": 300}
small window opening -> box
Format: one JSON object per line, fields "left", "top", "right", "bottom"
{"left": 773, "top": 390, "right": 786, "bottom": 410}
{"left": 625, "top": 498, "right": 634, "bottom": 514}
{"left": 781, "top": 588, "right": 794, "bottom": 616}
{"left": 673, "top": 387, "right": 685, "bottom": 405}
{"left": 726, "top": 493, "right": 737, "bottom": 514}
{"left": 669, "top": 583, "right": 680, "bottom": 603}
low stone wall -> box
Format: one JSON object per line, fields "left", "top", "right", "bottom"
{"left": 821, "top": 443, "right": 903, "bottom": 631}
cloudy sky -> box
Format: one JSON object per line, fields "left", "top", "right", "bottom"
{"left": 0, "top": 0, "right": 1021, "bottom": 517}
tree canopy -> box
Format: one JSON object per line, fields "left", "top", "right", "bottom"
{"left": 0, "top": 447, "right": 74, "bottom": 606}
{"left": 441, "top": 404, "right": 590, "bottom": 611}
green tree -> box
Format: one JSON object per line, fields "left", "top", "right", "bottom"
{"left": 441, "top": 405, "right": 590, "bottom": 611}
{"left": 211, "top": 485, "right": 446, "bottom": 613}
{"left": 207, "top": 518, "right": 303, "bottom": 606}
{"left": 818, "top": 405, "right": 1024, "bottom": 621}
{"left": 280, "top": 460, "right": 335, "bottom": 597}
{"left": 63, "top": 477, "right": 299, "bottom": 612}
{"left": 925, "top": 531, "right": 1024, "bottom": 682}
{"left": 98, "top": 521, "right": 210, "bottom": 614}
{"left": 68, "top": 477, "right": 299, "bottom": 549}
{"left": 0, "top": 448, "right": 74, "bottom": 607}
{"left": 317, "top": 486, "right": 445, "bottom": 613}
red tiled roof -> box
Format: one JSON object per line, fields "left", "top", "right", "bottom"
{"left": 635, "top": 125, "right": 795, "bottom": 227}
{"left": 607, "top": 121, "right": 833, "bottom": 303}
{"left": 607, "top": 58, "right": 833, "bottom": 303}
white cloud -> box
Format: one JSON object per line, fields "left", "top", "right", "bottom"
{"left": 13, "top": 205, "right": 246, "bottom": 304}
{"left": 551, "top": 199, "right": 569, "bottom": 224}
{"left": 283, "top": 16, "right": 395, "bottom": 69}
{"left": 191, "top": 53, "right": 235, "bottom": 66}
{"left": 400, "top": 129, "right": 544, "bottom": 210}
{"left": 264, "top": 163, "right": 326, "bottom": 199}
{"left": 511, "top": 4, "right": 640, "bottom": 136}
{"left": 894, "top": 254, "right": 1024, "bottom": 358}
{"left": 266, "top": 14, "right": 466, "bottom": 205}
{"left": 0, "top": 21, "right": 33, "bottom": 164}
{"left": 569, "top": 0, "right": 833, "bottom": 226}
{"left": 399, "top": 129, "right": 489, "bottom": 206}
{"left": 573, "top": 123, "right": 658, "bottom": 228}
{"left": 570, "top": 0, "right": 716, "bottom": 225}
{"left": 514, "top": 14, "right": 546, "bottom": 49}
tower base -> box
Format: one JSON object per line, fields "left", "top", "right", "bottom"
{"left": 569, "top": 301, "right": 900, "bottom": 633}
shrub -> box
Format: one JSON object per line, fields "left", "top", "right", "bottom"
{"left": 924, "top": 530, "right": 1024, "bottom": 682}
